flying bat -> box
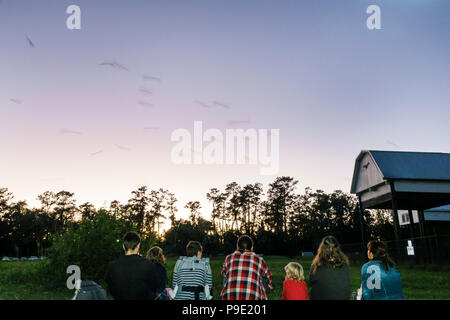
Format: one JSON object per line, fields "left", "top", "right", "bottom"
{"left": 10, "top": 98, "right": 22, "bottom": 104}
{"left": 90, "top": 150, "right": 104, "bottom": 156}
{"left": 139, "top": 87, "right": 152, "bottom": 96}
{"left": 212, "top": 101, "right": 231, "bottom": 109}
{"left": 386, "top": 140, "right": 401, "bottom": 148}
{"left": 60, "top": 129, "right": 83, "bottom": 135}
{"left": 26, "top": 35, "right": 35, "bottom": 48}
{"left": 142, "top": 75, "right": 162, "bottom": 82}
{"left": 115, "top": 144, "right": 131, "bottom": 151}
{"left": 139, "top": 101, "right": 155, "bottom": 108}
{"left": 99, "top": 61, "right": 129, "bottom": 71}
{"left": 195, "top": 100, "right": 213, "bottom": 108}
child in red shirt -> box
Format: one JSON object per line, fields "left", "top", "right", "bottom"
{"left": 281, "top": 262, "right": 309, "bottom": 300}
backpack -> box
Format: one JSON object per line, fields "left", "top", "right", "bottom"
{"left": 72, "top": 280, "right": 107, "bottom": 300}
{"left": 170, "top": 256, "right": 212, "bottom": 300}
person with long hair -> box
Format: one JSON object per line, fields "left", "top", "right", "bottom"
{"left": 308, "top": 236, "right": 351, "bottom": 300}
{"left": 360, "top": 240, "right": 404, "bottom": 300}
{"left": 146, "top": 246, "right": 169, "bottom": 300}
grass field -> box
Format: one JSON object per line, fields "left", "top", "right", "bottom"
{"left": 1, "top": 256, "right": 449, "bottom": 300}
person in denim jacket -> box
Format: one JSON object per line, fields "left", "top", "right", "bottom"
{"left": 361, "top": 240, "right": 405, "bottom": 300}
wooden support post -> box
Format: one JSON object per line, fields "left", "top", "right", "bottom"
{"left": 418, "top": 209, "right": 425, "bottom": 238}
{"left": 407, "top": 209, "right": 415, "bottom": 238}
{"left": 417, "top": 209, "right": 429, "bottom": 264}
{"left": 389, "top": 181, "right": 402, "bottom": 261}
{"left": 358, "top": 196, "right": 366, "bottom": 252}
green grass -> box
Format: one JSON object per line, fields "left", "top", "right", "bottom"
{"left": 1, "top": 257, "right": 449, "bottom": 300}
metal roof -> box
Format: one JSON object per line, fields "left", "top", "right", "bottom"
{"left": 369, "top": 150, "right": 450, "bottom": 180}
{"left": 425, "top": 204, "right": 450, "bottom": 212}
{"left": 350, "top": 150, "right": 450, "bottom": 209}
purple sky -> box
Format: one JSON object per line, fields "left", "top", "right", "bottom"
{"left": 1, "top": 0, "right": 449, "bottom": 221}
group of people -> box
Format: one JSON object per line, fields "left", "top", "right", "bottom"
{"left": 98, "top": 232, "right": 405, "bottom": 300}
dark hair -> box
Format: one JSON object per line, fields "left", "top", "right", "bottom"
{"left": 146, "top": 246, "right": 166, "bottom": 265}
{"left": 367, "top": 240, "right": 397, "bottom": 272}
{"left": 237, "top": 235, "right": 253, "bottom": 252}
{"left": 311, "top": 235, "right": 349, "bottom": 274}
{"left": 123, "top": 232, "right": 141, "bottom": 252}
{"left": 186, "top": 240, "right": 203, "bottom": 257}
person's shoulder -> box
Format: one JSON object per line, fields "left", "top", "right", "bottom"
{"left": 129, "top": 254, "right": 154, "bottom": 268}
{"left": 158, "top": 263, "right": 167, "bottom": 270}
{"left": 134, "top": 254, "right": 150, "bottom": 263}
{"left": 253, "top": 252, "right": 265, "bottom": 261}
{"left": 225, "top": 252, "right": 237, "bottom": 260}
{"left": 148, "top": 260, "right": 160, "bottom": 267}
{"left": 283, "top": 279, "right": 294, "bottom": 286}
{"left": 363, "top": 260, "right": 379, "bottom": 268}
{"left": 108, "top": 255, "right": 124, "bottom": 266}
{"left": 177, "top": 255, "right": 189, "bottom": 261}
{"left": 200, "top": 257, "right": 210, "bottom": 264}
{"left": 152, "top": 262, "right": 166, "bottom": 272}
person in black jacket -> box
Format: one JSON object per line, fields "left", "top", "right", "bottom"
{"left": 308, "top": 236, "right": 351, "bottom": 300}
{"left": 106, "top": 232, "right": 159, "bottom": 300}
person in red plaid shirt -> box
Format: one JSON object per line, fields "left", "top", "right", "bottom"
{"left": 221, "top": 235, "right": 273, "bottom": 300}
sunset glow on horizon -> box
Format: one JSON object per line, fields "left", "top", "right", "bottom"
{"left": 1, "top": 0, "right": 449, "bottom": 221}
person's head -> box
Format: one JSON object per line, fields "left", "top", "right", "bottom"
{"left": 123, "top": 232, "right": 141, "bottom": 254}
{"left": 186, "top": 240, "right": 203, "bottom": 258}
{"left": 237, "top": 235, "right": 253, "bottom": 252}
{"left": 367, "top": 240, "right": 397, "bottom": 271}
{"left": 146, "top": 246, "right": 166, "bottom": 265}
{"left": 284, "top": 262, "right": 304, "bottom": 282}
{"left": 311, "top": 235, "right": 349, "bottom": 274}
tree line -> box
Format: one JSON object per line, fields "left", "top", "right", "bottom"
{"left": 0, "top": 176, "right": 395, "bottom": 258}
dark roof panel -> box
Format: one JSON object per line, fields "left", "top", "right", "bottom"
{"left": 369, "top": 151, "right": 450, "bottom": 180}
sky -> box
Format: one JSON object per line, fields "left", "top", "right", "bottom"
{"left": 1, "top": 0, "right": 449, "bottom": 222}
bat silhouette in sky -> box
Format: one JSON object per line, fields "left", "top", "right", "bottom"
{"left": 90, "top": 150, "right": 104, "bottom": 156}
{"left": 26, "top": 35, "right": 35, "bottom": 48}
{"left": 60, "top": 129, "right": 83, "bottom": 135}
{"left": 213, "top": 100, "right": 231, "bottom": 109}
{"left": 195, "top": 100, "right": 213, "bottom": 108}
{"left": 386, "top": 140, "right": 401, "bottom": 148}
{"left": 115, "top": 144, "right": 131, "bottom": 151}
{"left": 142, "top": 75, "right": 162, "bottom": 82}
{"left": 10, "top": 98, "right": 22, "bottom": 104}
{"left": 99, "top": 61, "right": 129, "bottom": 71}
{"left": 139, "top": 87, "right": 152, "bottom": 96}
{"left": 139, "top": 101, "right": 155, "bottom": 108}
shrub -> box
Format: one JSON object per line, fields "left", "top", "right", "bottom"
{"left": 43, "top": 211, "right": 132, "bottom": 287}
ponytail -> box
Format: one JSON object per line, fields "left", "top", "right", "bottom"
{"left": 367, "top": 240, "right": 397, "bottom": 272}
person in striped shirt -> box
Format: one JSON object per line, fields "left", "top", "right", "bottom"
{"left": 171, "top": 240, "right": 213, "bottom": 300}
{"left": 221, "top": 235, "right": 273, "bottom": 300}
